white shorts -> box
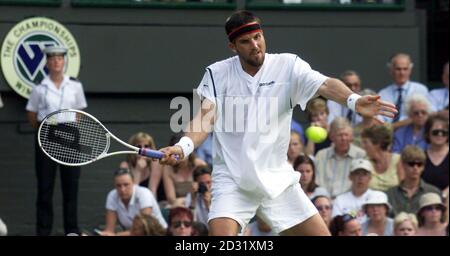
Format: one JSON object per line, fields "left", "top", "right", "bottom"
{"left": 208, "top": 180, "right": 318, "bottom": 234}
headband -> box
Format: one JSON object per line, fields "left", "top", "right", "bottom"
{"left": 227, "top": 22, "right": 262, "bottom": 42}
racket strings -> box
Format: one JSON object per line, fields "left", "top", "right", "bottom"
{"left": 39, "top": 111, "right": 108, "bottom": 164}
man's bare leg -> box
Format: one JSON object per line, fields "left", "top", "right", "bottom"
{"left": 280, "top": 213, "right": 331, "bottom": 236}
{"left": 209, "top": 217, "right": 240, "bottom": 236}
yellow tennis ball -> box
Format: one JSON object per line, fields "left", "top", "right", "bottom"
{"left": 305, "top": 126, "right": 327, "bottom": 143}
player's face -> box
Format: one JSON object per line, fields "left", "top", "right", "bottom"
{"left": 229, "top": 31, "right": 266, "bottom": 69}
{"left": 46, "top": 55, "right": 65, "bottom": 74}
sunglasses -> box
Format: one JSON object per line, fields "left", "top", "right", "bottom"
{"left": 135, "top": 144, "right": 150, "bottom": 148}
{"left": 431, "top": 129, "right": 449, "bottom": 137}
{"left": 412, "top": 110, "right": 427, "bottom": 116}
{"left": 407, "top": 161, "right": 424, "bottom": 168}
{"left": 316, "top": 205, "right": 332, "bottom": 211}
{"left": 172, "top": 220, "right": 192, "bottom": 228}
{"left": 423, "top": 205, "right": 443, "bottom": 212}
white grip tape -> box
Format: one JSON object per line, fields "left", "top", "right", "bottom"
{"left": 347, "top": 93, "right": 361, "bottom": 112}
{"left": 175, "top": 136, "right": 194, "bottom": 159}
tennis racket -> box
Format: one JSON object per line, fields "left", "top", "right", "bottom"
{"left": 38, "top": 109, "right": 166, "bottom": 166}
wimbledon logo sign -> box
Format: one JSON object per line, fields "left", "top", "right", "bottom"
{"left": 1, "top": 17, "right": 80, "bottom": 98}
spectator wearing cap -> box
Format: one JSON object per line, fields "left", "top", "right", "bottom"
{"left": 393, "top": 212, "right": 418, "bottom": 236}
{"left": 315, "top": 117, "right": 366, "bottom": 198}
{"left": 416, "top": 193, "right": 447, "bottom": 236}
{"left": 98, "top": 169, "right": 167, "bottom": 236}
{"left": 25, "top": 45, "right": 87, "bottom": 236}
{"left": 392, "top": 93, "right": 431, "bottom": 153}
{"left": 361, "top": 190, "right": 394, "bottom": 236}
{"left": 332, "top": 159, "right": 377, "bottom": 223}
{"left": 329, "top": 214, "right": 362, "bottom": 236}
{"left": 386, "top": 145, "right": 441, "bottom": 217}
{"left": 312, "top": 195, "right": 333, "bottom": 227}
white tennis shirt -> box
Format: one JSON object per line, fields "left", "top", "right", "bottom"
{"left": 196, "top": 53, "right": 328, "bottom": 199}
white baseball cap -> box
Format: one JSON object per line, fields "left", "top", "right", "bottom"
{"left": 350, "top": 158, "right": 373, "bottom": 174}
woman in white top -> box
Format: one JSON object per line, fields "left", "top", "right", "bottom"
{"left": 98, "top": 169, "right": 167, "bottom": 236}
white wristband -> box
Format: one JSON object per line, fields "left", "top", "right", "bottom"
{"left": 175, "top": 136, "right": 194, "bottom": 159}
{"left": 346, "top": 93, "right": 361, "bottom": 112}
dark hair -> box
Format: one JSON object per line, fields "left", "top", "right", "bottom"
{"left": 225, "top": 10, "right": 261, "bottom": 36}
{"left": 293, "top": 155, "right": 318, "bottom": 193}
{"left": 192, "top": 221, "right": 209, "bottom": 236}
{"left": 417, "top": 205, "right": 446, "bottom": 226}
{"left": 361, "top": 125, "right": 392, "bottom": 151}
{"left": 168, "top": 207, "right": 194, "bottom": 226}
{"left": 114, "top": 168, "right": 134, "bottom": 179}
{"left": 193, "top": 167, "right": 212, "bottom": 181}
{"left": 424, "top": 114, "right": 449, "bottom": 144}
{"left": 329, "top": 214, "right": 356, "bottom": 236}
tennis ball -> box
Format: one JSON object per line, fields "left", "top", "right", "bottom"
{"left": 305, "top": 126, "right": 327, "bottom": 143}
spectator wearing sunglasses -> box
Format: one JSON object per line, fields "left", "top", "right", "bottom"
{"left": 312, "top": 195, "right": 333, "bottom": 227}
{"left": 393, "top": 212, "right": 418, "bottom": 236}
{"left": 167, "top": 207, "right": 194, "bottom": 236}
{"left": 98, "top": 169, "right": 167, "bottom": 236}
{"left": 416, "top": 193, "right": 447, "bottom": 236}
{"left": 329, "top": 214, "right": 362, "bottom": 236}
{"left": 387, "top": 145, "right": 441, "bottom": 217}
{"left": 332, "top": 159, "right": 376, "bottom": 223}
{"left": 392, "top": 94, "right": 431, "bottom": 153}
{"left": 422, "top": 115, "right": 449, "bottom": 191}
{"left": 361, "top": 190, "right": 394, "bottom": 236}
{"left": 119, "top": 132, "right": 163, "bottom": 198}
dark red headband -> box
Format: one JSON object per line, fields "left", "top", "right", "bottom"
{"left": 227, "top": 22, "right": 262, "bottom": 42}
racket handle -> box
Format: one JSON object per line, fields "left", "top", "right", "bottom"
{"left": 138, "top": 148, "right": 164, "bottom": 159}
{"left": 138, "top": 148, "right": 180, "bottom": 161}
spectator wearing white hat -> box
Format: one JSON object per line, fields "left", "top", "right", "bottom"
{"left": 393, "top": 212, "right": 418, "bottom": 236}
{"left": 386, "top": 145, "right": 441, "bottom": 217}
{"left": 361, "top": 190, "right": 394, "bottom": 236}
{"left": 332, "top": 159, "right": 377, "bottom": 223}
{"left": 416, "top": 192, "right": 447, "bottom": 236}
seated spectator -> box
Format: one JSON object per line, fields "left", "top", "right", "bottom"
{"left": 386, "top": 145, "right": 441, "bottom": 216}
{"left": 332, "top": 159, "right": 377, "bottom": 223}
{"left": 293, "top": 155, "right": 329, "bottom": 199}
{"left": 361, "top": 191, "right": 394, "bottom": 236}
{"left": 185, "top": 167, "right": 212, "bottom": 226}
{"left": 315, "top": 117, "right": 366, "bottom": 198}
{"left": 416, "top": 193, "right": 447, "bottom": 236}
{"left": 304, "top": 97, "right": 332, "bottom": 156}
{"left": 422, "top": 114, "right": 449, "bottom": 190}
{"left": 167, "top": 207, "right": 194, "bottom": 236}
{"left": 98, "top": 169, "right": 167, "bottom": 236}
{"left": 244, "top": 216, "right": 278, "bottom": 236}
{"left": 291, "top": 118, "right": 306, "bottom": 147}
{"left": 392, "top": 94, "right": 431, "bottom": 153}
{"left": 312, "top": 195, "right": 333, "bottom": 227}
{"left": 428, "top": 61, "right": 448, "bottom": 118}
{"left": 130, "top": 213, "right": 166, "bottom": 236}
{"left": 361, "top": 125, "right": 404, "bottom": 191}
{"left": 393, "top": 212, "right": 418, "bottom": 236}
{"left": 378, "top": 53, "right": 429, "bottom": 126}
{"left": 119, "top": 132, "right": 162, "bottom": 197}
{"left": 162, "top": 133, "right": 207, "bottom": 208}
{"left": 329, "top": 214, "right": 362, "bottom": 236}
{"left": 288, "top": 131, "right": 305, "bottom": 165}
{"left": 0, "top": 218, "right": 6, "bottom": 236}
{"left": 327, "top": 70, "right": 363, "bottom": 127}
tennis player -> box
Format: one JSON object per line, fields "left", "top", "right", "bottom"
{"left": 160, "top": 11, "right": 397, "bottom": 236}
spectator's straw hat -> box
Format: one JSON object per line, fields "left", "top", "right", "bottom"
{"left": 418, "top": 193, "right": 446, "bottom": 212}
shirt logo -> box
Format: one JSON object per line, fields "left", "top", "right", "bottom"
{"left": 0, "top": 17, "right": 81, "bottom": 99}
{"left": 259, "top": 81, "right": 275, "bottom": 87}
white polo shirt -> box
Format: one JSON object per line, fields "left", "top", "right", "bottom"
{"left": 196, "top": 53, "right": 328, "bottom": 199}
{"left": 106, "top": 185, "right": 167, "bottom": 229}
{"left": 26, "top": 75, "right": 87, "bottom": 121}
